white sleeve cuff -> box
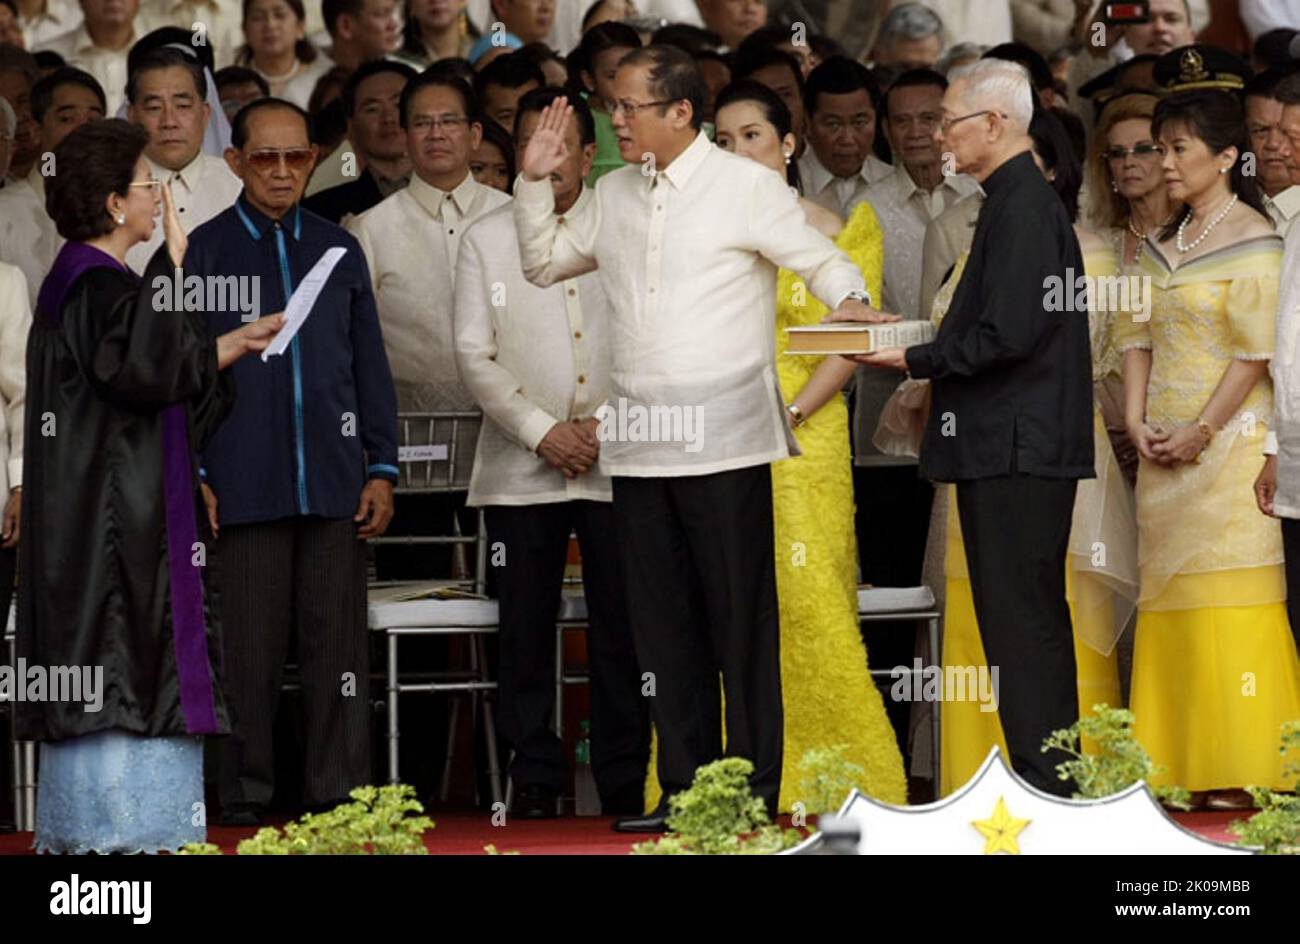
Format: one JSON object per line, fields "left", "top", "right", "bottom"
{"left": 1264, "top": 430, "right": 1279, "bottom": 456}
{"left": 836, "top": 288, "right": 873, "bottom": 309}
{"left": 519, "top": 409, "right": 560, "bottom": 455}
{"left": 514, "top": 174, "right": 555, "bottom": 210}
{"left": 7, "top": 457, "right": 20, "bottom": 490}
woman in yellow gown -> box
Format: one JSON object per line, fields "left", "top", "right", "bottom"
{"left": 927, "top": 111, "right": 1134, "bottom": 796}
{"left": 1117, "top": 90, "right": 1300, "bottom": 802}
{"left": 644, "top": 80, "right": 907, "bottom": 813}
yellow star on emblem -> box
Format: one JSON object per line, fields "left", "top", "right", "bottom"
{"left": 971, "top": 796, "right": 1031, "bottom": 855}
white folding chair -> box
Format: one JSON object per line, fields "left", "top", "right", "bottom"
{"left": 367, "top": 411, "right": 503, "bottom": 806}
{"left": 858, "top": 585, "right": 943, "bottom": 800}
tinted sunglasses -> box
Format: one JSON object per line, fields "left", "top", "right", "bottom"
{"left": 245, "top": 147, "right": 315, "bottom": 171}
{"left": 1105, "top": 143, "right": 1163, "bottom": 161}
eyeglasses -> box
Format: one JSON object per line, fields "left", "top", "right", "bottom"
{"left": 409, "top": 114, "right": 470, "bottom": 134}
{"left": 1105, "top": 143, "right": 1164, "bottom": 162}
{"left": 610, "top": 99, "right": 676, "bottom": 118}
{"left": 127, "top": 178, "right": 163, "bottom": 192}
{"left": 245, "top": 147, "right": 315, "bottom": 171}
{"left": 938, "top": 110, "right": 1005, "bottom": 134}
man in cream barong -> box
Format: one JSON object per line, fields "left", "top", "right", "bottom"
{"left": 1254, "top": 156, "right": 1300, "bottom": 653}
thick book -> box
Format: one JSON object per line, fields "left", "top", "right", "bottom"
{"left": 785, "top": 321, "right": 935, "bottom": 355}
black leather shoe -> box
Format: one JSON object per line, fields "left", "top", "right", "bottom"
{"left": 612, "top": 805, "right": 670, "bottom": 833}
{"left": 514, "top": 784, "right": 560, "bottom": 819}
{"left": 218, "top": 803, "right": 264, "bottom": 827}
{"left": 601, "top": 783, "right": 648, "bottom": 816}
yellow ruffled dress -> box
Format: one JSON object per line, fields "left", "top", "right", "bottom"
{"left": 935, "top": 245, "right": 1133, "bottom": 796}
{"left": 768, "top": 202, "right": 908, "bottom": 810}
{"left": 1116, "top": 236, "right": 1300, "bottom": 791}
{"left": 643, "top": 202, "right": 908, "bottom": 812}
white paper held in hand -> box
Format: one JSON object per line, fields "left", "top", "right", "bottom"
{"left": 262, "top": 246, "right": 348, "bottom": 362}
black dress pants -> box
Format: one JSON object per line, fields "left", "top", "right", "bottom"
{"left": 0, "top": 545, "right": 14, "bottom": 634}
{"left": 215, "top": 516, "right": 371, "bottom": 810}
{"left": 955, "top": 472, "right": 1079, "bottom": 796}
{"left": 1280, "top": 517, "right": 1300, "bottom": 653}
{"left": 485, "top": 500, "right": 648, "bottom": 804}
{"left": 612, "top": 465, "right": 783, "bottom": 811}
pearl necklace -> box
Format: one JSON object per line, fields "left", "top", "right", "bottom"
{"left": 1175, "top": 194, "right": 1237, "bottom": 254}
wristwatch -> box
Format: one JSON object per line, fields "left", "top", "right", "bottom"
{"left": 787, "top": 403, "right": 807, "bottom": 428}
{"left": 842, "top": 289, "right": 872, "bottom": 307}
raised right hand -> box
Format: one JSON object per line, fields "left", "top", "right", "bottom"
{"left": 162, "top": 179, "right": 188, "bottom": 268}
{"left": 521, "top": 99, "right": 573, "bottom": 182}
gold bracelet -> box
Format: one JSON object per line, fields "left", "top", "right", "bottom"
{"left": 787, "top": 403, "right": 806, "bottom": 428}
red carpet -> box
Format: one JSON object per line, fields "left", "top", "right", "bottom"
{"left": 0, "top": 810, "right": 1248, "bottom": 855}
{"left": 0, "top": 813, "right": 641, "bottom": 855}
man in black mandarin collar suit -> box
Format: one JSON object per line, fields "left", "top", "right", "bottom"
{"left": 842, "top": 59, "right": 1093, "bottom": 796}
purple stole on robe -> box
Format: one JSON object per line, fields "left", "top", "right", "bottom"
{"left": 38, "top": 242, "right": 220, "bottom": 734}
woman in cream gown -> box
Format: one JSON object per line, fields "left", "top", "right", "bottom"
{"left": 644, "top": 81, "right": 908, "bottom": 814}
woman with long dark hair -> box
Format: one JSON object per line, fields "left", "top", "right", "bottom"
{"left": 401, "top": 0, "right": 477, "bottom": 65}
{"left": 16, "top": 120, "right": 281, "bottom": 853}
{"left": 569, "top": 20, "right": 640, "bottom": 185}
{"left": 1117, "top": 89, "right": 1300, "bottom": 808}
{"left": 469, "top": 114, "right": 515, "bottom": 192}
{"left": 238, "top": 0, "right": 332, "bottom": 110}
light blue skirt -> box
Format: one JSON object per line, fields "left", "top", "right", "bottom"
{"left": 34, "top": 730, "right": 207, "bottom": 854}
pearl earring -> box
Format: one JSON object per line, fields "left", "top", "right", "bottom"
{"left": 1111, "top": 180, "right": 1119, "bottom": 193}
{"left": 116, "top": 213, "right": 125, "bottom": 225}
{"left": 1219, "top": 166, "right": 1229, "bottom": 175}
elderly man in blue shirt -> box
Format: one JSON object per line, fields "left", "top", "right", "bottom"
{"left": 185, "top": 97, "right": 399, "bottom": 826}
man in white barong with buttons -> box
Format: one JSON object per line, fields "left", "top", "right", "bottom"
{"left": 454, "top": 86, "right": 649, "bottom": 822}
{"left": 513, "top": 43, "right": 890, "bottom": 831}
{"left": 1254, "top": 151, "right": 1300, "bottom": 653}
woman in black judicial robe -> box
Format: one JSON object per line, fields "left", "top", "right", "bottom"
{"left": 14, "top": 120, "right": 282, "bottom": 853}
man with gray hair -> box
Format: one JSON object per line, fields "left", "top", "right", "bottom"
{"left": 840, "top": 58, "right": 1093, "bottom": 796}
{"left": 871, "top": 3, "right": 946, "bottom": 72}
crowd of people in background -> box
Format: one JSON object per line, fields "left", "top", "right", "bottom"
{"left": 1, "top": 0, "right": 1300, "bottom": 853}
